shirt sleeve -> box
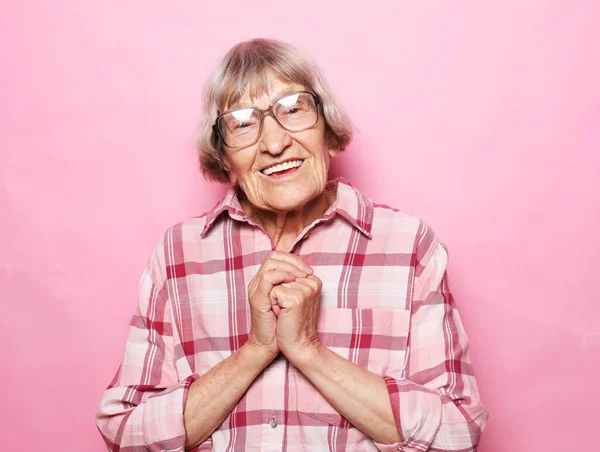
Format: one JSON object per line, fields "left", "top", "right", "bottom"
{"left": 95, "top": 240, "right": 200, "bottom": 451}
{"left": 374, "top": 222, "right": 489, "bottom": 452}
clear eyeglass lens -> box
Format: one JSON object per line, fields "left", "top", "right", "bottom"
{"left": 218, "top": 92, "right": 317, "bottom": 147}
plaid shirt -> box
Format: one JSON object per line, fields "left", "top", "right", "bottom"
{"left": 96, "top": 179, "right": 488, "bottom": 451}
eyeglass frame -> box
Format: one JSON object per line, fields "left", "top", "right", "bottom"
{"left": 212, "top": 91, "right": 322, "bottom": 149}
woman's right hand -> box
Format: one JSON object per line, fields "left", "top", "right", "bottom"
{"left": 247, "top": 251, "right": 313, "bottom": 357}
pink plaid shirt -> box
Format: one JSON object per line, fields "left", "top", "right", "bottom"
{"left": 96, "top": 179, "right": 488, "bottom": 451}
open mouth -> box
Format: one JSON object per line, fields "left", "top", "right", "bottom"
{"left": 260, "top": 159, "right": 304, "bottom": 177}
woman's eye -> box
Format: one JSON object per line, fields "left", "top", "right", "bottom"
{"left": 238, "top": 122, "right": 250, "bottom": 129}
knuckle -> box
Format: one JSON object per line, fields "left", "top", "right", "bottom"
{"left": 299, "top": 284, "right": 312, "bottom": 295}
{"left": 294, "top": 257, "right": 307, "bottom": 267}
{"left": 263, "top": 253, "right": 276, "bottom": 266}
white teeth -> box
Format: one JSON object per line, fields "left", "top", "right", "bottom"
{"left": 262, "top": 160, "right": 303, "bottom": 176}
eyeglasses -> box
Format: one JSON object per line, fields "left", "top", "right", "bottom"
{"left": 213, "top": 91, "right": 321, "bottom": 148}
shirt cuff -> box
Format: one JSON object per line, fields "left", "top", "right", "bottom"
{"left": 140, "top": 373, "right": 200, "bottom": 451}
{"left": 372, "top": 376, "right": 442, "bottom": 452}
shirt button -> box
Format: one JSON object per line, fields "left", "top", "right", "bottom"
{"left": 270, "top": 419, "right": 278, "bottom": 428}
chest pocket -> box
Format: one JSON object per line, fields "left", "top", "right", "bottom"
{"left": 289, "top": 307, "right": 410, "bottom": 429}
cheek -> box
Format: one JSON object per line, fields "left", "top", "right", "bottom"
{"left": 225, "top": 150, "right": 256, "bottom": 180}
{"left": 315, "top": 144, "right": 331, "bottom": 174}
{"left": 322, "top": 151, "right": 331, "bottom": 170}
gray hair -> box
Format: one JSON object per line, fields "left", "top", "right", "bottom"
{"left": 197, "top": 38, "right": 353, "bottom": 183}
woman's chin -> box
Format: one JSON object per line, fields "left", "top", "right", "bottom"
{"left": 264, "top": 200, "right": 311, "bottom": 214}
{"left": 241, "top": 177, "right": 328, "bottom": 214}
{"left": 266, "top": 189, "right": 323, "bottom": 213}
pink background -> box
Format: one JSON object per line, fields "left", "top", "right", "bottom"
{"left": 1, "top": 1, "right": 599, "bottom": 450}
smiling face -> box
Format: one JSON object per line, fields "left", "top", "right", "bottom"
{"left": 221, "top": 74, "right": 340, "bottom": 214}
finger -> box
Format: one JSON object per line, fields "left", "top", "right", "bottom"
{"left": 256, "top": 270, "right": 297, "bottom": 296}
{"left": 271, "top": 285, "right": 303, "bottom": 308}
{"left": 284, "top": 280, "right": 316, "bottom": 302}
{"left": 294, "top": 275, "right": 322, "bottom": 292}
{"left": 306, "top": 274, "right": 322, "bottom": 284}
{"left": 262, "top": 260, "right": 308, "bottom": 278}
{"left": 279, "top": 281, "right": 303, "bottom": 291}
{"left": 272, "top": 304, "right": 281, "bottom": 317}
{"left": 266, "top": 251, "right": 313, "bottom": 275}
{"left": 269, "top": 291, "right": 282, "bottom": 317}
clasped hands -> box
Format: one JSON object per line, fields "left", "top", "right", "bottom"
{"left": 247, "top": 251, "right": 322, "bottom": 364}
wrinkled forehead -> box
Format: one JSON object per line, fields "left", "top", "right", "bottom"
{"left": 219, "top": 68, "right": 310, "bottom": 112}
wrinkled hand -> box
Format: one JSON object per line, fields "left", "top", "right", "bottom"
{"left": 271, "top": 273, "right": 323, "bottom": 363}
{"left": 247, "top": 251, "right": 313, "bottom": 357}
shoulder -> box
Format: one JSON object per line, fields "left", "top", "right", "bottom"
{"left": 162, "top": 214, "right": 212, "bottom": 242}
{"left": 360, "top": 189, "right": 429, "bottom": 241}
{"left": 371, "top": 201, "right": 423, "bottom": 234}
{"left": 355, "top": 189, "right": 444, "bottom": 261}
{"left": 143, "top": 209, "right": 220, "bottom": 281}
{"left": 335, "top": 179, "right": 427, "bottom": 240}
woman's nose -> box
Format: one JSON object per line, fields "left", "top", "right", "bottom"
{"left": 258, "top": 116, "right": 292, "bottom": 155}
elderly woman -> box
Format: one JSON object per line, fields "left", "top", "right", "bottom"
{"left": 97, "top": 39, "right": 488, "bottom": 451}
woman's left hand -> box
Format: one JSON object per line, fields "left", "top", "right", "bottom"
{"left": 271, "top": 274, "right": 323, "bottom": 363}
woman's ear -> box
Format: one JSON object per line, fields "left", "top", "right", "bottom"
{"left": 328, "top": 145, "right": 341, "bottom": 159}
{"left": 221, "top": 156, "right": 237, "bottom": 184}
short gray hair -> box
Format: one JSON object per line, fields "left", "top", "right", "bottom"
{"left": 197, "top": 38, "right": 353, "bottom": 183}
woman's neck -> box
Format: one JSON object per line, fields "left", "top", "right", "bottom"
{"left": 240, "top": 187, "right": 336, "bottom": 251}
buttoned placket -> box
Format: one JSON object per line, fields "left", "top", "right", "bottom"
{"left": 248, "top": 209, "right": 334, "bottom": 450}
{"left": 262, "top": 355, "right": 287, "bottom": 450}
{"left": 252, "top": 227, "right": 287, "bottom": 450}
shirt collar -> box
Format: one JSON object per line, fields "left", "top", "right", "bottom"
{"left": 200, "top": 178, "right": 373, "bottom": 239}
